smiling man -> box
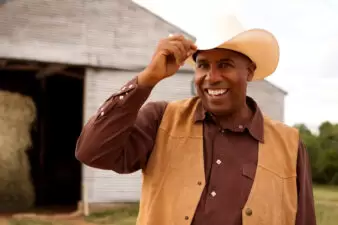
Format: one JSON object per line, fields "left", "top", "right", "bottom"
{"left": 75, "top": 16, "right": 316, "bottom": 225}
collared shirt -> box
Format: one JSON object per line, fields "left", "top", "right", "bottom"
{"left": 75, "top": 77, "right": 317, "bottom": 225}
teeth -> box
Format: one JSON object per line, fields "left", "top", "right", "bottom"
{"left": 207, "top": 89, "right": 227, "bottom": 96}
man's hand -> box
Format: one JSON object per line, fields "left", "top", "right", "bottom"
{"left": 138, "top": 34, "right": 197, "bottom": 87}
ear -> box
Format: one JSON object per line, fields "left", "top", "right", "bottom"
{"left": 247, "top": 62, "right": 256, "bottom": 81}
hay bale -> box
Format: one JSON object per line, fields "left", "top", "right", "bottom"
{"left": 0, "top": 90, "right": 37, "bottom": 211}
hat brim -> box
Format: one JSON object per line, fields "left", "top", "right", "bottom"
{"left": 185, "top": 28, "right": 280, "bottom": 80}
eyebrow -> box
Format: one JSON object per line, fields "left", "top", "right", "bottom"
{"left": 196, "top": 58, "right": 235, "bottom": 64}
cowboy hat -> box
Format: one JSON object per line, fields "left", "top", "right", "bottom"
{"left": 185, "top": 15, "right": 280, "bottom": 80}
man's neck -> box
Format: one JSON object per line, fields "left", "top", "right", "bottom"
{"left": 214, "top": 103, "right": 253, "bottom": 128}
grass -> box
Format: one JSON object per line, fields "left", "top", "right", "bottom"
{"left": 85, "top": 186, "right": 338, "bottom": 225}
{"left": 85, "top": 203, "right": 139, "bottom": 225}
{"left": 5, "top": 186, "right": 338, "bottom": 225}
{"left": 7, "top": 219, "right": 68, "bottom": 225}
{"left": 314, "top": 185, "right": 338, "bottom": 225}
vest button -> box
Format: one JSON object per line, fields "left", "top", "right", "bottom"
{"left": 184, "top": 216, "right": 189, "bottom": 220}
{"left": 197, "top": 181, "right": 202, "bottom": 185}
{"left": 245, "top": 208, "right": 253, "bottom": 216}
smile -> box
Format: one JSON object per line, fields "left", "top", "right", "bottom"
{"left": 205, "top": 88, "right": 229, "bottom": 97}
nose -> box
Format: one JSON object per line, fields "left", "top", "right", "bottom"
{"left": 205, "top": 64, "right": 223, "bottom": 83}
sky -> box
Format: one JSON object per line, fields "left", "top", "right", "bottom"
{"left": 134, "top": 0, "right": 338, "bottom": 132}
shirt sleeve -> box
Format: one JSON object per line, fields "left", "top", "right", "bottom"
{"left": 295, "top": 139, "right": 317, "bottom": 225}
{"left": 75, "top": 76, "right": 168, "bottom": 173}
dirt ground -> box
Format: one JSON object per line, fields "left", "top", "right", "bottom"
{"left": 0, "top": 203, "right": 139, "bottom": 225}
{"left": 3, "top": 218, "right": 95, "bottom": 225}
{"left": 0, "top": 216, "right": 96, "bottom": 225}
{"left": 0, "top": 208, "right": 95, "bottom": 225}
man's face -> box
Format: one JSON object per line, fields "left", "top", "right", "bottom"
{"left": 194, "top": 48, "right": 256, "bottom": 116}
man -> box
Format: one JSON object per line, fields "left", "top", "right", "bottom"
{"left": 75, "top": 15, "right": 316, "bottom": 225}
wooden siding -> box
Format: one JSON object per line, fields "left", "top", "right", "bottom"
{"left": 0, "top": 0, "right": 193, "bottom": 71}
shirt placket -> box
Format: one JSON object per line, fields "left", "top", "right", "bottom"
{"left": 204, "top": 128, "right": 224, "bottom": 215}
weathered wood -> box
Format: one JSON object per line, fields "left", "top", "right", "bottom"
{"left": 35, "top": 64, "right": 67, "bottom": 79}
{"left": 0, "top": 0, "right": 194, "bottom": 72}
{"left": 0, "top": 65, "right": 39, "bottom": 71}
{"left": 0, "top": 59, "right": 7, "bottom": 67}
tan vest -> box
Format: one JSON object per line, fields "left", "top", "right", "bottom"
{"left": 136, "top": 97, "right": 299, "bottom": 225}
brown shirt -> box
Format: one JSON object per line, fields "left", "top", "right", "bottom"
{"left": 75, "top": 77, "right": 317, "bottom": 225}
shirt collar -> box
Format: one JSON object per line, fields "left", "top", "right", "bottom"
{"left": 194, "top": 96, "right": 264, "bottom": 143}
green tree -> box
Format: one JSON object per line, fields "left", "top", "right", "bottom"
{"left": 295, "top": 122, "right": 338, "bottom": 185}
{"left": 295, "top": 123, "right": 321, "bottom": 179}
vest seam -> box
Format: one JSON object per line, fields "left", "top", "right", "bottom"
{"left": 281, "top": 176, "right": 285, "bottom": 225}
{"left": 142, "top": 168, "right": 170, "bottom": 221}
{"left": 258, "top": 164, "right": 297, "bottom": 179}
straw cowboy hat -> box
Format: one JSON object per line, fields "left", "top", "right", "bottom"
{"left": 185, "top": 15, "right": 280, "bottom": 80}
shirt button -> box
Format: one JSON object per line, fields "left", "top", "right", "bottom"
{"left": 128, "top": 84, "right": 133, "bottom": 88}
{"left": 211, "top": 191, "right": 216, "bottom": 197}
{"left": 100, "top": 111, "right": 104, "bottom": 116}
{"left": 119, "top": 95, "right": 124, "bottom": 100}
{"left": 245, "top": 208, "right": 253, "bottom": 216}
{"left": 216, "top": 159, "right": 222, "bottom": 165}
{"left": 238, "top": 124, "right": 244, "bottom": 129}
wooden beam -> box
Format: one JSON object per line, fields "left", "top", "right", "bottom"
{"left": 0, "top": 60, "right": 7, "bottom": 68}
{"left": 0, "top": 64, "right": 40, "bottom": 71}
{"left": 35, "top": 64, "right": 67, "bottom": 79}
{"left": 59, "top": 71, "right": 83, "bottom": 80}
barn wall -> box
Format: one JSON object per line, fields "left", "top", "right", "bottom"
{"left": 247, "top": 80, "right": 285, "bottom": 122}
{"left": 83, "top": 68, "right": 285, "bottom": 203}
{"left": 0, "top": 0, "right": 193, "bottom": 71}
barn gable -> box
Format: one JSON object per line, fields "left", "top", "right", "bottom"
{"left": 0, "top": 0, "right": 194, "bottom": 70}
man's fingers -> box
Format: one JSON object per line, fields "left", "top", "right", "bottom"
{"left": 158, "top": 34, "right": 198, "bottom": 65}
{"left": 170, "top": 41, "right": 187, "bottom": 61}
{"left": 169, "top": 34, "right": 198, "bottom": 52}
{"left": 169, "top": 41, "right": 195, "bottom": 65}
{"left": 167, "top": 44, "right": 185, "bottom": 65}
{"left": 169, "top": 44, "right": 183, "bottom": 65}
{"left": 168, "top": 33, "right": 184, "bottom": 41}
{"left": 188, "top": 40, "right": 198, "bottom": 51}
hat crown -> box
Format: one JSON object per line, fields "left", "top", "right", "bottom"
{"left": 195, "top": 15, "right": 245, "bottom": 50}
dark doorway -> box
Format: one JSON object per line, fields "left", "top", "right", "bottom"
{"left": 0, "top": 62, "right": 84, "bottom": 213}
{"left": 36, "top": 73, "right": 84, "bottom": 208}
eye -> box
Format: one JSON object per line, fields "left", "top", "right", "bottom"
{"left": 197, "top": 63, "right": 209, "bottom": 69}
{"left": 218, "top": 62, "right": 232, "bottom": 69}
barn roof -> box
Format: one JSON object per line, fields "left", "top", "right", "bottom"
{"left": 0, "top": 0, "right": 195, "bottom": 70}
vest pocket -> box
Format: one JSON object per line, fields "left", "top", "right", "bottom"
{"left": 244, "top": 165, "right": 284, "bottom": 225}
{"left": 281, "top": 176, "right": 297, "bottom": 225}
{"left": 242, "top": 163, "right": 256, "bottom": 180}
{"left": 241, "top": 163, "right": 256, "bottom": 207}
